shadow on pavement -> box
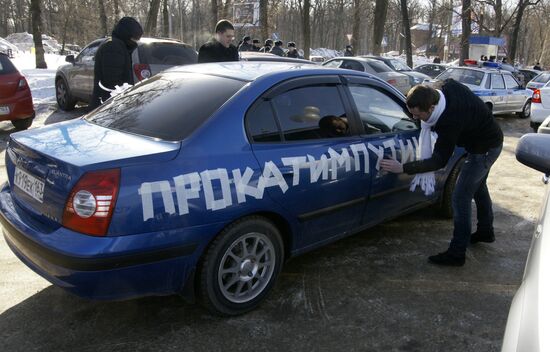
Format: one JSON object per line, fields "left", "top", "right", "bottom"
{"left": 0, "top": 204, "right": 533, "bottom": 352}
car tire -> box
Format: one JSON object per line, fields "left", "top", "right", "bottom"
{"left": 55, "top": 78, "right": 76, "bottom": 111}
{"left": 438, "top": 157, "right": 464, "bottom": 218}
{"left": 198, "top": 216, "right": 284, "bottom": 316}
{"left": 518, "top": 100, "right": 531, "bottom": 119}
{"left": 11, "top": 116, "right": 33, "bottom": 130}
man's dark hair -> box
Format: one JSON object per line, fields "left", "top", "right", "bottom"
{"left": 406, "top": 85, "right": 440, "bottom": 112}
{"left": 215, "top": 19, "right": 234, "bottom": 33}
{"left": 275, "top": 40, "right": 283, "bottom": 46}
{"left": 252, "top": 39, "right": 260, "bottom": 44}
{"left": 265, "top": 39, "right": 273, "bottom": 46}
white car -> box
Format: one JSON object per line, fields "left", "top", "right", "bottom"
{"left": 502, "top": 133, "right": 550, "bottom": 352}
{"left": 530, "top": 82, "right": 550, "bottom": 131}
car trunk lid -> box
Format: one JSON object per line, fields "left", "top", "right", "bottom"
{"left": 6, "top": 119, "right": 180, "bottom": 227}
{"left": 0, "top": 72, "right": 21, "bottom": 98}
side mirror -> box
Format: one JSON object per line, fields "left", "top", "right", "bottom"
{"left": 65, "top": 55, "right": 75, "bottom": 64}
{"left": 516, "top": 133, "right": 550, "bottom": 175}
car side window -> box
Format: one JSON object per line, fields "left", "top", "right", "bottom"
{"left": 76, "top": 42, "right": 101, "bottom": 63}
{"left": 272, "top": 85, "right": 350, "bottom": 141}
{"left": 341, "top": 60, "right": 364, "bottom": 72}
{"left": 491, "top": 74, "right": 505, "bottom": 89}
{"left": 348, "top": 84, "right": 417, "bottom": 134}
{"left": 503, "top": 74, "right": 519, "bottom": 89}
{"left": 485, "top": 74, "right": 491, "bottom": 89}
{"left": 323, "top": 60, "right": 342, "bottom": 68}
{"left": 246, "top": 99, "right": 281, "bottom": 143}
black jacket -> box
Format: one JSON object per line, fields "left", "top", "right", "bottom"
{"left": 238, "top": 42, "right": 254, "bottom": 52}
{"left": 403, "top": 79, "right": 503, "bottom": 174}
{"left": 198, "top": 39, "right": 239, "bottom": 63}
{"left": 270, "top": 46, "right": 285, "bottom": 57}
{"left": 91, "top": 17, "right": 142, "bottom": 108}
{"left": 344, "top": 49, "right": 354, "bottom": 57}
{"left": 286, "top": 49, "right": 299, "bottom": 58}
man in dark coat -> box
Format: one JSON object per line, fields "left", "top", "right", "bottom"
{"left": 534, "top": 62, "right": 542, "bottom": 70}
{"left": 270, "top": 40, "right": 285, "bottom": 56}
{"left": 251, "top": 39, "right": 261, "bottom": 52}
{"left": 380, "top": 80, "right": 503, "bottom": 266}
{"left": 198, "top": 19, "right": 239, "bottom": 63}
{"left": 286, "top": 42, "right": 300, "bottom": 58}
{"left": 344, "top": 45, "right": 354, "bottom": 57}
{"left": 259, "top": 39, "right": 273, "bottom": 53}
{"left": 238, "top": 36, "right": 253, "bottom": 52}
{"left": 91, "top": 16, "right": 143, "bottom": 108}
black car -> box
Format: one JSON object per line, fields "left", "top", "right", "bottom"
{"left": 414, "top": 63, "right": 448, "bottom": 79}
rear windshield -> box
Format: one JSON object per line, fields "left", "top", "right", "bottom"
{"left": 0, "top": 54, "right": 17, "bottom": 74}
{"left": 533, "top": 73, "right": 550, "bottom": 83}
{"left": 138, "top": 43, "right": 198, "bottom": 65}
{"left": 85, "top": 72, "right": 245, "bottom": 141}
{"left": 390, "top": 59, "right": 411, "bottom": 71}
{"left": 436, "top": 68, "right": 485, "bottom": 86}
{"left": 367, "top": 60, "right": 392, "bottom": 73}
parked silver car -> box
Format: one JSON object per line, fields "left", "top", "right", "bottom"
{"left": 526, "top": 71, "right": 550, "bottom": 91}
{"left": 322, "top": 57, "right": 411, "bottom": 95}
{"left": 431, "top": 66, "right": 533, "bottom": 118}
{"left": 363, "top": 56, "right": 431, "bottom": 86}
{"left": 55, "top": 37, "right": 197, "bottom": 110}
{"left": 502, "top": 133, "right": 550, "bottom": 352}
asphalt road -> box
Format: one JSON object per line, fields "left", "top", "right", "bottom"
{"left": 0, "top": 104, "right": 544, "bottom": 352}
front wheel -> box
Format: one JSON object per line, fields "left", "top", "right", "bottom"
{"left": 11, "top": 116, "right": 33, "bottom": 130}
{"left": 198, "top": 216, "right": 284, "bottom": 316}
{"left": 518, "top": 100, "right": 531, "bottom": 119}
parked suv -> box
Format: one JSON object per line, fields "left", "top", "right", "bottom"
{"left": 55, "top": 37, "right": 197, "bottom": 110}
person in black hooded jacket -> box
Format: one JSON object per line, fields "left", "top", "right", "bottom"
{"left": 91, "top": 17, "right": 143, "bottom": 108}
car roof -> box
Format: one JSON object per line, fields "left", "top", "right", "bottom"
{"left": 239, "top": 52, "right": 312, "bottom": 64}
{"left": 447, "top": 66, "right": 506, "bottom": 74}
{"left": 166, "top": 61, "right": 371, "bottom": 82}
{"left": 327, "top": 56, "right": 380, "bottom": 63}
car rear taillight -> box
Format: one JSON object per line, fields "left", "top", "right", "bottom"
{"left": 464, "top": 59, "right": 478, "bottom": 66}
{"left": 533, "top": 89, "right": 542, "bottom": 103}
{"left": 387, "top": 79, "right": 397, "bottom": 85}
{"left": 62, "top": 169, "right": 120, "bottom": 236}
{"left": 133, "top": 64, "right": 151, "bottom": 81}
{"left": 17, "top": 77, "right": 27, "bottom": 91}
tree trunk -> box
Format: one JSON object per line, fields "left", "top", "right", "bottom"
{"left": 30, "top": 0, "right": 46, "bottom": 68}
{"left": 372, "top": 0, "right": 389, "bottom": 55}
{"left": 98, "top": 0, "right": 108, "bottom": 37}
{"left": 426, "top": 0, "right": 437, "bottom": 57}
{"left": 459, "top": 0, "right": 471, "bottom": 65}
{"left": 211, "top": 0, "right": 218, "bottom": 30}
{"left": 223, "top": 0, "right": 233, "bottom": 19}
{"left": 163, "top": 0, "right": 169, "bottom": 37}
{"left": 260, "top": 0, "right": 268, "bottom": 40}
{"left": 352, "top": 0, "right": 361, "bottom": 54}
{"left": 302, "top": 0, "right": 311, "bottom": 59}
{"left": 400, "top": 0, "right": 413, "bottom": 67}
{"left": 145, "top": 0, "right": 162, "bottom": 36}
{"left": 114, "top": 0, "right": 121, "bottom": 22}
{"left": 539, "top": 26, "right": 550, "bottom": 65}
{"left": 494, "top": 0, "right": 502, "bottom": 36}
{"left": 509, "top": 0, "right": 527, "bottom": 62}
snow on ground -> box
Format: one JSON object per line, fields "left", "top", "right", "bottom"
{"left": 11, "top": 53, "right": 66, "bottom": 104}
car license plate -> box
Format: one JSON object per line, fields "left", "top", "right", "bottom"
{"left": 0, "top": 106, "right": 9, "bottom": 116}
{"left": 14, "top": 167, "right": 45, "bottom": 203}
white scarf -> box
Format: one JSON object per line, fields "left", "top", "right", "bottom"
{"left": 410, "top": 89, "right": 446, "bottom": 196}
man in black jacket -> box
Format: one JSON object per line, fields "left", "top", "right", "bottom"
{"left": 91, "top": 17, "right": 143, "bottom": 108}
{"left": 380, "top": 80, "right": 503, "bottom": 266}
{"left": 238, "top": 36, "right": 253, "bottom": 52}
{"left": 198, "top": 20, "right": 239, "bottom": 63}
{"left": 270, "top": 40, "right": 285, "bottom": 56}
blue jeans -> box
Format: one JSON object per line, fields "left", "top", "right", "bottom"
{"left": 448, "top": 145, "right": 502, "bottom": 256}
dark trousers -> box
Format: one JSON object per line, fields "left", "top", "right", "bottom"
{"left": 449, "top": 145, "right": 502, "bottom": 256}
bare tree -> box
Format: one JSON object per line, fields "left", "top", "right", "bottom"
{"left": 211, "top": 0, "right": 218, "bottom": 30}
{"left": 372, "top": 0, "right": 389, "bottom": 55}
{"left": 400, "top": 0, "right": 412, "bottom": 67}
{"left": 509, "top": 0, "right": 541, "bottom": 62}
{"left": 352, "top": 0, "right": 361, "bottom": 54}
{"left": 459, "top": 0, "right": 471, "bottom": 65}
{"left": 145, "top": 0, "right": 162, "bottom": 36}
{"left": 30, "top": 0, "right": 46, "bottom": 68}
{"left": 260, "top": 0, "right": 268, "bottom": 41}
{"left": 301, "top": 0, "right": 311, "bottom": 59}
{"left": 99, "top": 0, "right": 108, "bottom": 37}
{"left": 163, "top": 0, "right": 169, "bottom": 37}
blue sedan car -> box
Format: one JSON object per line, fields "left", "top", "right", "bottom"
{"left": 0, "top": 62, "right": 464, "bottom": 315}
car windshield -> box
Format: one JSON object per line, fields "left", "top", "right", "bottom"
{"left": 436, "top": 68, "right": 485, "bottom": 86}
{"left": 0, "top": 54, "right": 17, "bottom": 74}
{"left": 390, "top": 59, "right": 411, "bottom": 71}
{"left": 138, "top": 43, "right": 198, "bottom": 65}
{"left": 533, "top": 73, "right": 550, "bottom": 83}
{"left": 85, "top": 72, "right": 245, "bottom": 141}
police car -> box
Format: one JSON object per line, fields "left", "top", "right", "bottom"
{"left": 431, "top": 62, "right": 533, "bottom": 119}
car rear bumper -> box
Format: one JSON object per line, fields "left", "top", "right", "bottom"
{"left": 0, "top": 184, "right": 206, "bottom": 300}
{"left": 0, "top": 90, "right": 34, "bottom": 121}
{"left": 531, "top": 103, "right": 550, "bottom": 123}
